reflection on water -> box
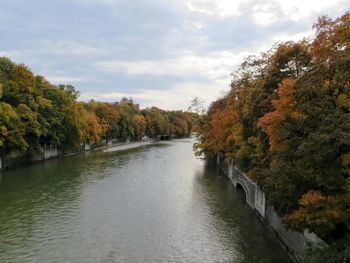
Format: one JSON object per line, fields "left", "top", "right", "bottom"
{"left": 0, "top": 139, "right": 291, "bottom": 263}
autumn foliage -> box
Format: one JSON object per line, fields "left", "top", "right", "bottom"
{"left": 195, "top": 12, "right": 350, "bottom": 260}
{"left": 0, "top": 58, "right": 196, "bottom": 160}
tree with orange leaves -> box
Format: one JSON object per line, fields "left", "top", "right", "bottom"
{"left": 194, "top": 12, "right": 350, "bottom": 260}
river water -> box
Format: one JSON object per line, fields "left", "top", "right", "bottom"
{"left": 0, "top": 139, "right": 291, "bottom": 262}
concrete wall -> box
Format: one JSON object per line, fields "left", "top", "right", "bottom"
{"left": 255, "top": 186, "right": 266, "bottom": 217}
{"left": 219, "top": 154, "right": 263, "bottom": 212}
{"left": 265, "top": 206, "right": 327, "bottom": 261}
{"left": 217, "top": 155, "right": 327, "bottom": 262}
{"left": 236, "top": 168, "right": 256, "bottom": 209}
{"left": 0, "top": 139, "right": 126, "bottom": 170}
{"left": 84, "top": 142, "right": 91, "bottom": 151}
{"left": 44, "top": 144, "right": 58, "bottom": 160}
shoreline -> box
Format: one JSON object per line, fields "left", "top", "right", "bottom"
{"left": 215, "top": 154, "right": 327, "bottom": 263}
{"left": 0, "top": 140, "right": 159, "bottom": 171}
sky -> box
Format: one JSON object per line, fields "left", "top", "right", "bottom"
{"left": 0, "top": 0, "right": 348, "bottom": 110}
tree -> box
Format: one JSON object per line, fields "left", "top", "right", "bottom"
{"left": 194, "top": 11, "right": 350, "bottom": 250}
{"left": 134, "top": 114, "right": 146, "bottom": 139}
{"left": 188, "top": 97, "right": 206, "bottom": 115}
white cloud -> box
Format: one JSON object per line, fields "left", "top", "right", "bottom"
{"left": 79, "top": 81, "right": 224, "bottom": 110}
{"left": 274, "top": 0, "right": 347, "bottom": 20}
{"left": 1, "top": 40, "right": 107, "bottom": 62}
{"left": 45, "top": 75, "right": 85, "bottom": 84}
{"left": 0, "top": 50, "right": 24, "bottom": 62}
{"left": 185, "top": 0, "right": 346, "bottom": 22}
{"left": 73, "top": 0, "right": 118, "bottom": 6}
{"left": 185, "top": 0, "right": 241, "bottom": 17}
{"left": 96, "top": 51, "right": 250, "bottom": 84}
{"left": 253, "top": 11, "right": 277, "bottom": 25}
{"left": 272, "top": 30, "right": 314, "bottom": 43}
{"left": 43, "top": 40, "right": 106, "bottom": 56}
{"left": 251, "top": 3, "right": 279, "bottom": 25}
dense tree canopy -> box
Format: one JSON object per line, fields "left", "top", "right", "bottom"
{"left": 0, "top": 58, "right": 196, "bottom": 161}
{"left": 194, "top": 12, "right": 350, "bottom": 261}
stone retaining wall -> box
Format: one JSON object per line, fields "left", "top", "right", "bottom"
{"left": 0, "top": 140, "right": 121, "bottom": 170}
{"left": 216, "top": 154, "right": 327, "bottom": 262}
{"left": 44, "top": 144, "right": 58, "bottom": 160}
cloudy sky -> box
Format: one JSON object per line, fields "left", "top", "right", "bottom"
{"left": 0, "top": 0, "right": 348, "bottom": 110}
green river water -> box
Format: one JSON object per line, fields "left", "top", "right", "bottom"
{"left": 0, "top": 138, "right": 291, "bottom": 262}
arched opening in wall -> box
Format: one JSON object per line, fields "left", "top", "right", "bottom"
{"left": 160, "top": 135, "right": 170, "bottom": 141}
{"left": 236, "top": 183, "right": 248, "bottom": 204}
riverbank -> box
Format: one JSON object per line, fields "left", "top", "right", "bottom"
{"left": 0, "top": 140, "right": 158, "bottom": 171}
{"left": 215, "top": 154, "right": 327, "bottom": 263}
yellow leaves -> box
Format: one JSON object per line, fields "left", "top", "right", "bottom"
{"left": 84, "top": 111, "right": 103, "bottom": 143}
{"left": 286, "top": 190, "right": 346, "bottom": 237}
{"left": 17, "top": 104, "right": 41, "bottom": 137}
{"left": 337, "top": 93, "right": 350, "bottom": 110}
{"left": 208, "top": 97, "right": 238, "bottom": 155}
{"left": 194, "top": 12, "right": 350, "bottom": 242}
{"left": 193, "top": 96, "right": 239, "bottom": 156}
{"left": 36, "top": 96, "right": 53, "bottom": 109}
{"left": 0, "top": 125, "right": 8, "bottom": 147}
{"left": 260, "top": 79, "right": 294, "bottom": 120}
{"left": 290, "top": 111, "right": 306, "bottom": 122}
{"left": 343, "top": 153, "right": 350, "bottom": 166}
{"left": 298, "top": 190, "right": 325, "bottom": 208}
{"left": 325, "top": 209, "right": 342, "bottom": 220}
{"left": 0, "top": 102, "right": 16, "bottom": 121}
{"left": 73, "top": 103, "right": 87, "bottom": 143}
{"left": 258, "top": 79, "right": 298, "bottom": 153}
{"left": 236, "top": 136, "right": 262, "bottom": 159}
{"left": 134, "top": 114, "right": 146, "bottom": 125}
{"left": 273, "top": 79, "right": 295, "bottom": 108}
{"left": 335, "top": 82, "right": 350, "bottom": 111}
{"left": 0, "top": 102, "right": 28, "bottom": 154}
{"left": 312, "top": 12, "right": 350, "bottom": 62}
{"left": 134, "top": 114, "right": 147, "bottom": 138}
{"left": 172, "top": 115, "right": 189, "bottom": 136}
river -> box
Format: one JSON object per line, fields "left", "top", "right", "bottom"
{"left": 0, "top": 138, "right": 291, "bottom": 262}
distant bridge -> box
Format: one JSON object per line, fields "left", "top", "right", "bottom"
{"left": 156, "top": 134, "right": 175, "bottom": 141}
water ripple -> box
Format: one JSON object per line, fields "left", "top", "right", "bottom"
{"left": 0, "top": 139, "right": 291, "bottom": 263}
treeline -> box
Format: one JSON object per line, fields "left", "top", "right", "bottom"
{"left": 0, "top": 57, "right": 195, "bottom": 161}
{"left": 194, "top": 13, "right": 350, "bottom": 261}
